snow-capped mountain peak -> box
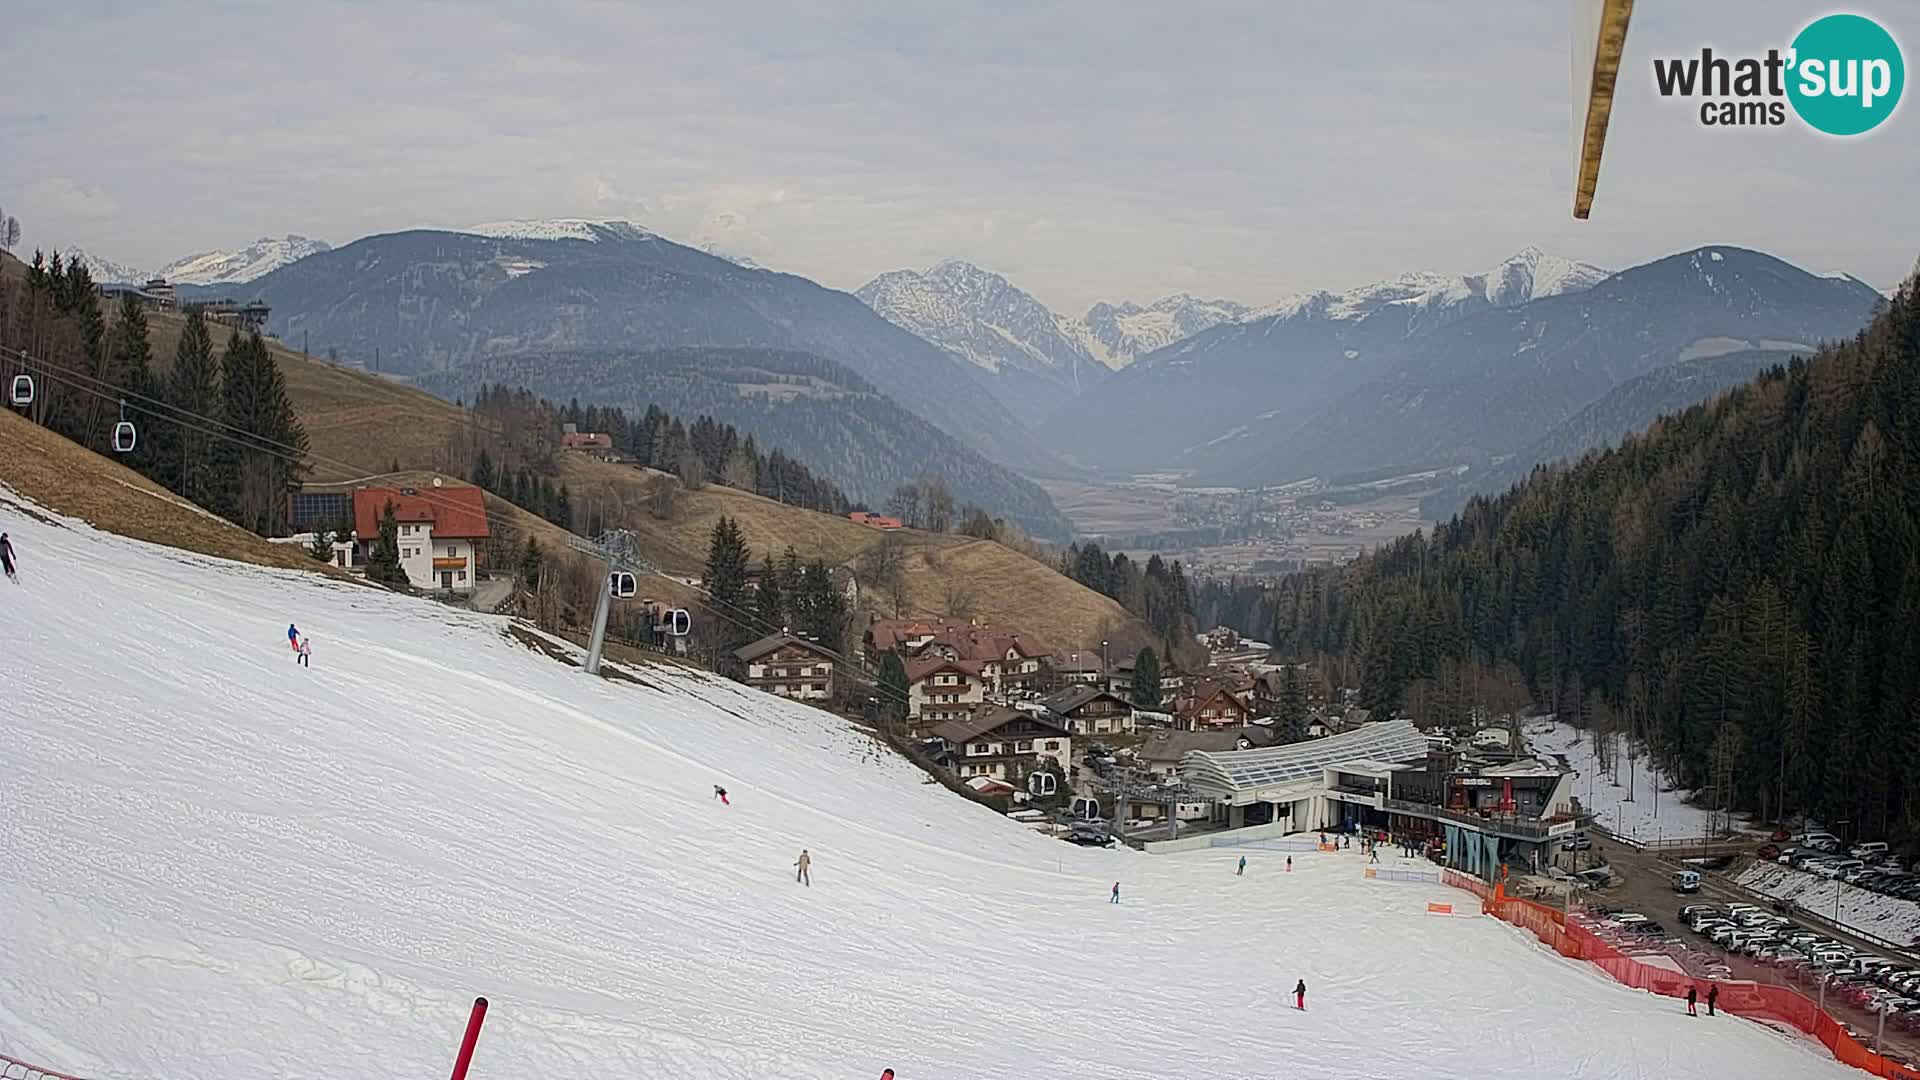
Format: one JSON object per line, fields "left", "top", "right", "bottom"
{"left": 158, "top": 235, "right": 332, "bottom": 285}
{"left": 856, "top": 260, "right": 1101, "bottom": 389}
{"left": 1248, "top": 249, "right": 1608, "bottom": 325}
{"left": 461, "top": 219, "right": 653, "bottom": 243}
{"left": 1074, "top": 292, "right": 1250, "bottom": 368}
{"left": 57, "top": 247, "right": 149, "bottom": 285}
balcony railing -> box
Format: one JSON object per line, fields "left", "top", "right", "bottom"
{"left": 1381, "top": 797, "right": 1557, "bottom": 840}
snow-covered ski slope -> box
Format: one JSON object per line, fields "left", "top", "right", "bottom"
{"left": 0, "top": 491, "right": 1859, "bottom": 1080}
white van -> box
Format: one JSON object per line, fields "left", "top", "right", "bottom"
{"left": 1804, "top": 831, "right": 1842, "bottom": 851}
{"left": 1672, "top": 870, "right": 1702, "bottom": 893}
{"left": 1851, "top": 841, "right": 1891, "bottom": 860}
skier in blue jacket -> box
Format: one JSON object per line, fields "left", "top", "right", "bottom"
{"left": 287, "top": 623, "right": 301, "bottom": 657}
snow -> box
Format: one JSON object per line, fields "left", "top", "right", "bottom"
{"left": 1736, "top": 863, "right": 1920, "bottom": 948}
{"left": 0, "top": 491, "right": 1860, "bottom": 1080}
{"left": 59, "top": 247, "right": 148, "bottom": 285}
{"left": 1248, "top": 249, "right": 1607, "bottom": 325}
{"left": 158, "top": 236, "right": 331, "bottom": 285}
{"left": 1525, "top": 720, "right": 1751, "bottom": 842}
{"left": 1711, "top": 250, "right": 1726, "bottom": 262}
{"left": 461, "top": 219, "right": 651, "bottom": 243}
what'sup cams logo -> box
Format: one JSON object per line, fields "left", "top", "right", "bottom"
{"left": 1653, "top": 12, "right": 1904, "bottom": 135}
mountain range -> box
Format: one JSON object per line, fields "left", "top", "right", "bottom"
{"left": 1042, "top": 247, "right": 1612, "bottom": 476}
{"left": 65, "top": 235, "right": 332, "bottom": 285}
{"left": 192, "top": 222, "right": 1077, "bottom": 535}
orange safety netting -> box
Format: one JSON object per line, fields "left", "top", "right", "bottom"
{"left": 1475, "top": 883, "right": 1920, "bottom": 1080}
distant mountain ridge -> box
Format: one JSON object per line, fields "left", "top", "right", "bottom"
{"left": 212, "top": 225, "right": 1076, "bottom": 510}
{"left": 856, "top": 259, "right": 1109, "bottom": 425}
{"left": 1420, "top": 348, "right": 1800, "bottom": 519}
{"left": 1240, "top": 246, "right": 1884, "bottom": 487}
{"left": 1073, "top": 293, "right": 1250, "bottom": 369}
{"left": 1046, "top": 247, "right": 1609, "bottom": 476}
{"left": 63, "top": 235, "right": 332, "bottom": 285}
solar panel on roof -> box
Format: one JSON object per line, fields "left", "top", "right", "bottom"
{"left": 1181, "top": 720, "right": 1429, "bottom": 793}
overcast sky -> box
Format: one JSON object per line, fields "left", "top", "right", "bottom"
{"left": 3, "top": 1, "right": 1914, "bottom": 311}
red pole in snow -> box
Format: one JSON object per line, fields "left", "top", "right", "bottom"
{"left": 450, "top": 996, "right": 488, "bottom": 1080}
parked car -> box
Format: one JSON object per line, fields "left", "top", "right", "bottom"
{"left": 1851, "top": 841, "right": 1891, "bottom": 861}
{"left": 1758, "top": 844, "right": 1781, "bottom": 859}
{"left": 1563, "top": 833, "right": 1593, "bottom": 851}
{"left": 1777, "top": 846, "right": 1800, "bottom": 864}
{"left": 1804, "top": 831, "right": 1842, "bottom": 852}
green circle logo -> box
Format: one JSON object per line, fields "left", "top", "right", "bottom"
{"left": 1787, "top": 14, "right": 1905, "bottom": 136}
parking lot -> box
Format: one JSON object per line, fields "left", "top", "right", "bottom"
{"left": 1570, "top": 834, "right": 1920, "bottom": 1068}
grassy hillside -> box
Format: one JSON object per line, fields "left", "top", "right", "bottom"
{"left": 132, "top": 300, "right": 1143, "bottom": 652}
{"left": 0, "top": 406, "right": 351, "bottom": 578}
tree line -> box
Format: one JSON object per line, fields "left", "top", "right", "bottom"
{"left": 701, "top": 515, "right": 851, "bottom": 665}
{"left": 1245, "top": 274, "right": 1920, "bottom": 835}
{"left": 444, "top": 382, "right": 850, "bottom": 522}
{"left": 1056, "top": 541, "right": 1198, "bottom": 657}
{"left": 0, "top": 250, "right": 306, "bottom": 535}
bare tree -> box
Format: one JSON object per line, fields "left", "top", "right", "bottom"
{"left": 860, "top": 532, "right": 909, "bottom": 615}
{"left": 887, "top": 483, "right": 923, "bottom": 529}
{"left": 922, "top": 475, "right": 955, "bottom": 533}
{"left": 941, "top": 580, "right": 976, "bottom": 620}
{"left": 0, "top": 211, "right": 19, "bottom": 252}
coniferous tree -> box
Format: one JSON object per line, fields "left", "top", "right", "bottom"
{"left": 878, "top": 651, "right": 911, "bottom": 732}
{"left": 103, "top": 292, "right": 156, "bottom": 467}
{"left": 1278, "top": 665, "right": 1310, "bottom": 743}
{"left": 365, "top": 503, "right": 408, "bottom": 585}
{"left": 159, "top": 307, "right": 220, "bottom": 505}
{"left": 216, "top": 331, "right": 307, "bottom": 535}
{"left": 1130, "top": 647, "right": 1162, "bottom": 709}
{"left": 753, "top": 549, "right": 788, "bottom": 630}
{"left": 704, "top": 516, "right": 752, "bottom": 651}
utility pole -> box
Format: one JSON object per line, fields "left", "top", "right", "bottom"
{"left": 570, "top": 529, "right": 646, "bottom": 676}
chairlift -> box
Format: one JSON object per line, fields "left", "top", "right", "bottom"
{"left": 609, "top": 571, "right": 637, "bottom": 599}
{"left": 9, "top": 373, "right": 31, "bottom": 407}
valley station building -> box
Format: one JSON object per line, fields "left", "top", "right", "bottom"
{"left": 1178, "top": 719, "right": 1580, "bottom": 879}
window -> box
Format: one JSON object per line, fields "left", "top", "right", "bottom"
{"left": 1017, "top": 740, "right": 1033, "bottom": 752}
{"left": 446, "top": 546, "right": 456, "bottom": 558}
{"left": 969, "top": 743, "right": 989, "bottom": 756}
{"left": 457, "top": 570, "right": 466, "bottom": 582}
{"left": 1045, "top": 740, "right": 1060, "bottom": 751}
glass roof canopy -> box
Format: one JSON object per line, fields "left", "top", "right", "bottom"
{"left": 1183, "top": 719, "right": 1429, "bottom": 794}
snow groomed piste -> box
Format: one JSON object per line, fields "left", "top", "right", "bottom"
{"left": 0, "top": 487, "right": 1863, "bottom": 1078}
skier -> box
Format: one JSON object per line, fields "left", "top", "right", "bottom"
{"left": 795, "top": 849, "right": 811, "bottom": 887}
{"left": 881, "top": 1071, "right": 894, "bottom": 1080}
{"left": 1369, "top": 846, "right": 1379, "bottom": 864}
{"left": 1237, "top": 855, "right": 1247, "bottom": 876}
{"left": 1686, "top": 986, "right": 1698, "bottom": 1016}
{"left": 1110, "top": 882, "right": 1121, "bottom": 904}
{"left": 1294, "top": 979, "right": 1307, "bottom": 1011}
{"left": 287, "top": 622, "right": 301, "bottom": 657}
{"left": 1286, "top": 856, "right": 1293, "bottom": 872}
{"left": 0, "top": 531, "right": 15, "bottom": 583}
{"left": 714, "top": 785, "right": 729, "bottom": 805}
{"left": 1707, "top": 984, "right": 1718, "bottom": 1017}
{"left": 298, "top": 637, "right": 312, "bottom": 668}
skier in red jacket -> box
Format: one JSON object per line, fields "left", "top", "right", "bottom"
{"left": 1294, "top": 979, "right": 1307, "bottom": 1010}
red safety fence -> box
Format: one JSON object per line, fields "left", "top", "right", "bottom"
{"left": 1441, "top": 867, "right": 1493, "bottom": 900}
{"left": 1473, "top": 883, "right": 1920, "bottom": 1080}
{"left": 2, "top": 1053, "right": 92, "bottom": 1080}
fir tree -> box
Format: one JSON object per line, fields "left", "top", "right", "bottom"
{"left": 365, "top": 502, "right": 408, "bottom": 585}
{"left": 1130, "top": 647, "right": 1162, "bottom": 709}
{"left": 704, "top": 516, "right": 752, "bottom": 650}
{"left": 753, "top": 549, "right": 787, "bottom": 630}
{"left": 159, "top": 308, "right": 220, "bottom": 506}
{"left": 878, "top": 651, "right": 910, "bottom": 731}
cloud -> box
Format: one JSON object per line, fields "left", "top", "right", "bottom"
{"left": 0, "top": 0, "right": 1912, "bottom": 309}
{"left": 25, "top": 177, "right": 118, "bottom": 219}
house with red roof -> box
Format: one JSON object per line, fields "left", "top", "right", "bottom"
{"left": 905, "top": 657, "right": 988, "bottom": 729}
{"left": 351, "top": 484, "right": 491, "bottom": 593}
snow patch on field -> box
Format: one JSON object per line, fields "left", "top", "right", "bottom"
{"left": 0, "top": 490, "right": 1860, "bottom": 1079}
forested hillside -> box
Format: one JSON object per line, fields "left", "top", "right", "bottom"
{"left": 417, "top": 347, "right": 1073, "bottom": 539}
{"left": 1244, "top": 274, "right": 1919, "bottom": 833}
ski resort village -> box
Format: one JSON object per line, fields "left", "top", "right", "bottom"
{"left": 8, "top": 2, "right": 1920, "bottom": 1075}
